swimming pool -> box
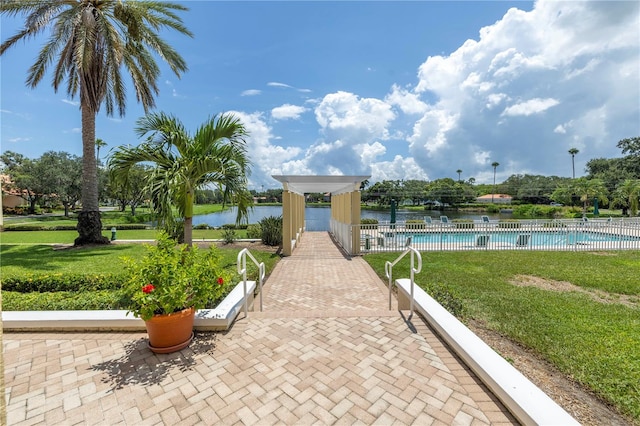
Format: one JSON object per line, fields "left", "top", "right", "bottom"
{"left": 393, "top": 230, "right": 640, "bottom": 246}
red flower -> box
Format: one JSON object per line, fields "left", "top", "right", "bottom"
{"left": 142, "top": 284, "right": 155, "bottom": 294}
{"left": 217, "top": 277, "right": 224, "bottom": 285}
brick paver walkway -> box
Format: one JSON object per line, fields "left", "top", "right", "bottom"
{"left": 3, "top": 232, "right": 518, "bottom": 425}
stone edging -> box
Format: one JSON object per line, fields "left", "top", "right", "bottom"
{"left": 395, "top": 278, "right": 579, "bottom": 426}
{"left": 1, "top": 281, "right": 256, "bottom": 332}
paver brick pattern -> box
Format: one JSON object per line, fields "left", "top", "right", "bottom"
{"left": 3, "top": 232, "right": 518, "bottom": 425}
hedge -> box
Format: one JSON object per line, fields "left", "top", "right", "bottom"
{"left": 1, "top": 273, "right": 125, "bottom": 293}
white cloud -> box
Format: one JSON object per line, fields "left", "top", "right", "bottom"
{"left": 370, "top": 156, "right": 429, "bottom": 182}
{"left": 403, "top": 0, "right": 639, "bottom": 182}
{"left": 315, "top": 91, "right": 396, "bottom": 142}
{"left": 554, "top": 124, "right": 567, "bottom": 134}
{"left": 241, "top": 89, "right": 261, "bottom": 96}
{"left": 385, "top": 85, "right": 428, "bottom": 115}
{"left": 355, "top": 141, "right": 386, "bottom": 168}
{"left": 8, "top": 137, "right": 31, "bottom": 143}
{"left": 267, "top": 82, "right": 293, "bottom": 89}
{"left": 501, "top": 98, "right": 560, "bottom": 117}
{"left": 164, "top": 80, "right": 184, "bottom": 98}
{"left": 230, "top": 111, "right": 303, "bottom": 186}
{"left": 408, "top": 107, "right": 459, "bottom": 156}
{"left": 61, "top": 99, "right": 79, "bottom": 107}
{"left": 271, "top": 104, "right": 308, "bottom": 121}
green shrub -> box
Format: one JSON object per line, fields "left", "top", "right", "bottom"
{"left": 221, "top": 223, "right": 249, "bottom": 230}
{"left": 122, "top": 213, "right": 154, "bottom": 224}
{"left": 423, "top": 282, "right": 466, "bottom": 319}
{"left": 1, "top": 273, "right": 124, "bottom": 293}
{"left": 260, "top": 215, "right": 282, "bottom": 246}
{"left": 104, "top": 224, "right": 149, "bottom": 230}
{"left": 485, "top": 204, "right": 501, "bottom": 213}
{"left": 453, "top": 219, "right": 474, "bottom": 229}
{"left": 246, "top": 224, "right": 262, "bottom": 239}
{"left": 497, "top": 220, "right": 521, "bottom": 229}
{"left": 361, "top": 218, "right": 379, "bottom": 224}
{"left": 361, "top": 218, "right": 379, "bottom": 231}
{"left": 405, "top": 220, "right": 425, "bottom": 230}
{"left": 194, "top": 223, "right": 210, "bottom": 230}
{"left": 222, "top": 228, "right": 237, "bottom": 244}
{"left": 2, "top": 290, "right": 128, "bottom": 311}
{"left": 512, "top": 204, "right": 559, "bottom": 218}
{"left": 542, "top": 221, "right": 567, "bottom": 228}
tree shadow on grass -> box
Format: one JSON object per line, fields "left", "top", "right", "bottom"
{"left": 90, "top": 331, "right": 217, "bottom": 391}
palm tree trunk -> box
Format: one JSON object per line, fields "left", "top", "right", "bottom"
{"left": 184, "top": 190, "right": 193, "bottom": 246}
{"left": 75, "top": 103, "right": 109, "bottom": 246}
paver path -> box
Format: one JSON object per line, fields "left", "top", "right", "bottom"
{"left": 3, "top": 232, "right": 518, "bottom": 425}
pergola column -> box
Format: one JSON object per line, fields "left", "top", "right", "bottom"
{"left": 282, "top": 190, "right": 305, "bottom": 256}
{"left": 351, "top": 190, "right": 361, "bottom": 254}
{"left": 272, "top": 175, "right": 370, "bottom": 256}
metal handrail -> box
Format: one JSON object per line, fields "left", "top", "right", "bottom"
{"left": 237, "top": 248, "right": 266, "bottom": 315}
{"left": 384, "top": 239, "right": 422, "bottom": 316}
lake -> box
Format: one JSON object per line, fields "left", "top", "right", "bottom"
{"left": 193, "top": 206, "right": 512, "bottom": 231}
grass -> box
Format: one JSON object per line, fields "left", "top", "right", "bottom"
{"left": 0, "top": 242, "right": 277, "bottom": 277}
{"left": 364, "top": 250, "right": 640, "bottom": 421}
{"left": 0, "top": 229, "right": 249, "bottom": 245}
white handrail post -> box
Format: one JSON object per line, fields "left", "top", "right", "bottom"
{"left": 242, "top": 250, "right": 248, "bottom": 317}
{"left": 410, "top": 250, "right": 415, "bottom": 317}
{"left": 259, "top": 262, "right": 265, "bottom": 312}
{"left": 237, "top": 248, "right": 266, "bottom": 314}
{"left": 385, "top": 261, "right": 393, "bottom": 310}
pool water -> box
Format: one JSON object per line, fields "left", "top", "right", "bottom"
{"left": 397, "top": 231, "right": 639, "bottom": 246}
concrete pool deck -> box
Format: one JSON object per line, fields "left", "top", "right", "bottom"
{"left": 3, "top": 232, "right": 574, "bottom": 425}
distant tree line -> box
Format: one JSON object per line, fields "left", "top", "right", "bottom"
{"left": 2, "top": 137, "right": 640, "bottom": 217}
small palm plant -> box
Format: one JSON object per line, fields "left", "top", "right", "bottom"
{"left": 109, "top": 112, "right": 252, "bottom": 246}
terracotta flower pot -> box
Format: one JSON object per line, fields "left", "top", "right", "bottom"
{"left": 144, "top": 307, "right": 195, "bottom": 354}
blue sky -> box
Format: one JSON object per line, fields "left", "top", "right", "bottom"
{"left": 1, "top": 1, "right": 639, "bottom": 191}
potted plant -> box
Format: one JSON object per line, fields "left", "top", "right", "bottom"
{"left": 122, "top": 233, "right": 231, "bottom": 353}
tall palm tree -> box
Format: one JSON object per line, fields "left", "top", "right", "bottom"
{"left": 568, "top": 148, "right": 579, "bottom": 179}
{"left": 109, "top": 112, "right": 252, "bottom": 246}
{"left": 1, "top": 1, "right": 192, "bottom": 246}
{"left": 491, "top": 162, "right": 499, "bottom": 203}
{"left": 456, "top": 169, "right": 462, "bottom": 182}
{"left": 95, "top": 138, "right": 107, "bottom": 167}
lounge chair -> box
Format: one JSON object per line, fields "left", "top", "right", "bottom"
{"left": 440, "top": 215, "right": 450, "bottom": 225}
{"left": 515, "top": 234, "right": 531, "bottom": 247}
{"left": 424, "top": 216, "right": 433, "bottom": 225}
{"left": 481, "top": 215, "right": 490, "bottom": 223}
{"left": 476, "top": 234, "right": 490, "bottom": 247}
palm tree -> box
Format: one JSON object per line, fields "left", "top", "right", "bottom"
{"left": 1, "top": 1, "right": 192, "bottom": 246}
{"left": 95, "top": 138, "right": 107, "bottom": 167}
{"left": 456, "top": 169, "right": 462, "bottom": 182}
{"left": 109, "top": 112, "right": 251, "bottom": 246}
{"left": 568, "top": 148, "right": 579, "bottom": 179}
{"left": 613, "top": 179, "right": 640, "bottom": 216}
{"left": 571, "top": 177, "right": 608, "bottom": 215}
{"left": 491, "top": 162, "right": 499, "bottom": 203}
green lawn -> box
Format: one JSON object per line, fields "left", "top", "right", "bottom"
{"left": 365, "top": 250, "right": 640, "bottom": 421}
{"left": 0, "top": 228, "right": 248, "bottom": 245}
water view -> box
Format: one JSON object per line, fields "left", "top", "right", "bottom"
{"left": 193, "top": 205, "right": 513, "bottom": 231}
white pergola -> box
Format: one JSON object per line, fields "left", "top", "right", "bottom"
{"left": 272, "top": 175, "right": 370, "bottom": 256}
